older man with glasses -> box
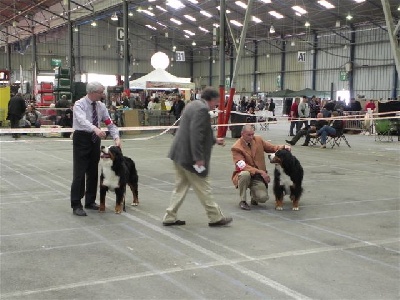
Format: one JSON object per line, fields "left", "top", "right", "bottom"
{"left": 70, "top": 81, "right": 121, "bottom": 216}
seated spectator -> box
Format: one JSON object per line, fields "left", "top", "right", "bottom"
{"left": 365, "top": 99, "right": 376, "bottom": 112}
{"left": 231, "top": 124, "right": 290, "bottom": 210}
{"left": 286, "top": 112, "right": 328, "bottom": 146}
{"left": 24, "top": 105, "right": 42, "bottom": 128}
{"left": 58, "top": 108, "right": 73, "bottom": 138}
{"left": 246, "top": 107, "right": 257, "bottom": 124}
{"left": 346, "top": 98, "right": 362, "bottom": 112}
{"left": 310, "top": 111, "right": 343, "bottom": 148}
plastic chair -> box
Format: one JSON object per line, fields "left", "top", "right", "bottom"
{"left": 374, "top": 119, "right": 393, "bottom": 142}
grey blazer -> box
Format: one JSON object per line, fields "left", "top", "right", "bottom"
{"left": 168, "top": 99, "right": 216, "bottom": 177}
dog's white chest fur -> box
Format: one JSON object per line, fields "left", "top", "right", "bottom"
{"left": 101, "top": 159, "right": 120, "bottom": 189}
{"left": 276, "top": 165, "right": 293, "bottom": 194}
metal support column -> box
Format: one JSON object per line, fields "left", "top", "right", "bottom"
{"left": 7, "top": 43, "right": 11, "bottom": 71}
{"left": 229, "top": 43, "right": 234, "bottom": 85}
{"left": 349, "top": 26, "right": 355, "bottom": 99}
{"left": 381, "top": 0, "right": 400, "bottom": 74}
{"left": 253, "top": 40, "right": 258, "bottom": 93}
{"left": 311, "top": 31, "right": 317, "bottom": 91}
{"left": 209, "top": 48, "right": 213, "bottom": 86}
{"left": 217, "top": 0, "right": 227, "bottom": 137}
{"left": 31, "top": 31, "right": 37, "bottom": 93}
{"left": 123, "top": 0, "right": 129, "bottom": 90}
{"left": 67, "top": 0, "right": 73, "bottom": 84}
{"left": 392, "top": 67, "right": 398, "bottom": 99}
{"left": 280, "top": 39, "right": 286, "bottom": 90}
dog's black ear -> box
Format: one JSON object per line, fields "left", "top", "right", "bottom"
{"left": 280, "top": 150, "right": 295, "bottom": 171}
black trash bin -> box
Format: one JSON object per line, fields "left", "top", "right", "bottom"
{"left": 230, "top": 113, "right": 248, "bottom": 138}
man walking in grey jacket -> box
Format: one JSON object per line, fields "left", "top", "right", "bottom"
{"left": 162, "top": 87, "right": 233, "bottom": 227}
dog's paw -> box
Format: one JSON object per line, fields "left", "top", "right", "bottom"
{"left": 131, "top": 202, "right": 139, "bottom": 206}
{"left": 275, "top": 206, "right": 284, "bottom": 211}
{"left": 99, "top": 204, "right": 106, "bottom": 213}
{"left": 292, "top": 207, "right": 299, "bottom": 211}
{"left": 115, "top": 204, "right": 122, "bottom": 214}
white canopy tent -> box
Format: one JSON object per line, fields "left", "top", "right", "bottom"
{"left": 129, "top": 68, "right": 194, "bottom": 90}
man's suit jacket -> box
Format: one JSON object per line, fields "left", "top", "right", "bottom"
{"left": 231, "top": 135, "right": 280, "bottom": 187}
{"left": 168, "top": 99, "right": 215, "bottom": 177}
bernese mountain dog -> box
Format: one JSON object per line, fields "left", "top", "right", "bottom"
{"left": 99, "top": 145, "right": 139, "bottom": 214}
{"left": 268, "top": 149, "right": 303, "bottom": 211}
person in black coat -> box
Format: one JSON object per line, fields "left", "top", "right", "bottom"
{"left": 169, "top": 94, "right": 185, "bottom": 120}
{"left": 7, "top": 93, "right": 26, "bottom": 138}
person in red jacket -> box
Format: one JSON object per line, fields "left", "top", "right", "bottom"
{"left": 289, "top": 97, "right": 300, "bottom": 136}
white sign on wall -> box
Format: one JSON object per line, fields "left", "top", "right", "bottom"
{"left": 175, "top": 51, "right": 185, "bottom": 62}
{"left": 297, "top": 51, "right": 306, "bottom": 62}
{"left": 117, "top": 27, "right": 124, "bottom": 41}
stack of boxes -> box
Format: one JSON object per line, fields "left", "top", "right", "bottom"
{"left": 54, "top": 68, "right": 72, "bottom": 103}
{"left": 37, "top": 82, "right": 55, "bottom": 106}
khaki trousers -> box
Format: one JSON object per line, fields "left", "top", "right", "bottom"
{"left": 163, "top": 162, "right": 224, "bottom": 223}
{"left": 238, "top": 171, "right": 269, "bottom": 203}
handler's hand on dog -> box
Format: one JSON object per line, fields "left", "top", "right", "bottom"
{"left": 94, "top": 127, "right": 106, "bottom": 139}
{"left": 259, "top": 170, "right": 271, "bottom": 183}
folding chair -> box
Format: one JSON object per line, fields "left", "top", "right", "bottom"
{"left": 327, "top": 131, "right": 351, "bottom": 148}
{"left": 374, "top": 119, "right": 394, "bottom": 142}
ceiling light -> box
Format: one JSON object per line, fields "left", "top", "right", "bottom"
{"left": 111, "top": 13, "right": 118, "bottom": 21}
{"left": 148, "top": 0, "right": 156, "bottom": 2}
{"left": 170, "top": 18, "right": 182, "bottom": 25}
{"left": 305, "top": 21, "right": 310, "bottom": 27}
{"left": 292, "top": 6, "right": 307, "bottom": 15}
{"left": 148, "top": 6, "right": 153, "bottom": 10}
{"left": 156, "top": 5, "right": 167, "bottom": 12}
{"left": 184, "top": 15, "right": 196, "bottom": 22}
{"left": 217, "top": 6, "right": 231, "bottom": 13}
{"left": 187, "top": 0, "right": 198, "bottom": 3}
{"left": 336, "top": 20, "right": 341, "bottom": 27}
{"left": 172, "top": 45, "right": 176, "bottom": 51}
{"left": 230, "top": 20, "right": 243, "bottom": 27}
{"left": 318, "top": 0, "right": 335, "bottom": 9}
{"left": 260, "top": 0, "right": 271, "bottom": 3}
{"left": 266, "top": 53, "right": 270, "bottom": 58}
{"left": 269, "top": 25, "right": 275, "bottom": 33}
{"left": 128, "top": 11, "right": 133, "bottom": 16}
{"left": 269, "top": 11, "right": 284, "bottom": 19}
{"left": 74, "top": 26, "right": 79, "bottom": 32}
{"left": 199, "top": 26, "right": 209, "bottom": 33}
{"left": 91, "top": 20, "right": 97, "bottom": 27}
{"left": 252, "top": 16, "right": 262, "bottom": 23}
{"left": 291, "top": 41, "right": 295, "bottom": 46}
{"left": 166, "top": 0, "right": 185, "bottom": 9}
{"left": 352, "top": 0, "right": 365, "bottom": 3}
{"left": 213, "top": 23, "right": 220, "bottom": 28}
{"left": 398, "top": 5, "right": 400, "bottom": 11}
{"left": 12, "top": 21, "right": 17, "bottom": 27}
{"left": 200, "top": 11, "right": 212, "bottom": 17}
{"left": 146, "top": 25, "right": 157, "bottom": 30}
{"left": 157, "top": 22, "right": 167, "bottom": 27}
{"left": 183, "top": 29, "right": 195, "bottom": 36}
{"left": 192, "top": 41, "right": 196, "bottom": 46}
{"left": 346, "top": 14, "right": 353, "bottom": 20}
{"left": 235, "top": 1, "right": 247, "bottom": 9}
{"left": 142, "top": 10, "right": 155, "bottom": 16}
{"left": 184, "top": 35, "right": 190, "bottom": 38}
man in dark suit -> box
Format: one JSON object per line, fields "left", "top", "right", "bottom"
{"left": 7, "top": 93, "right": 26, "bottom": 139}
{"left": 162, "top": 87, "right": 233, "bottom": 227}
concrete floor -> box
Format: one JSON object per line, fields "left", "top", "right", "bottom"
{"left": 0, "top": 122, "right": 399, "bottom": 300}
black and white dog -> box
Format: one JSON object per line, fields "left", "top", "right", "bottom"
{"left": 99, "top": 145, "right": 139, "bottom": 214}
{"left": 268, "top": 149, "right": 303, "bottom": 211}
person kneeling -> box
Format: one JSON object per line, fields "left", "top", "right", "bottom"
{"left": 231, "top": 124, "right": 290, "bottom": 210}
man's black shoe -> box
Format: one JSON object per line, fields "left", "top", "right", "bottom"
{"left": 84, "top": 203, "right": 99, "bottom": 210}
{"left": 209, "top": 217, "right": 233, "bottom": 227}
{"left": 73, "top": 208, "right": 87, "bottom": 216}
{"left": 301, "top": 143, "right": 308, "bottom": 146}
{"left": 285, "top": 140, "right": 295, "bottom": 146}
{"left": 239, "top": 201, "right": 251, "bottom": 210}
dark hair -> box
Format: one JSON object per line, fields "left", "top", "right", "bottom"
{"left": 201, "top": 87, "right": 219, "bottom": 101}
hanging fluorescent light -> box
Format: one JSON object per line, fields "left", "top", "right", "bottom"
{"left": 291, "top": 41, "right": 295, "bottom": 46}
{"left": 269, "top": 25, "right": 275, "bottom": 34}
{"left": 346, "top": 13, "right": 353, "bottom": 20}
{"left": 252, "top": 16, "right": 262, "bottom": 23}
{"left": 184, "top": 15, "right": 196, "bottom": 22}
{"left": 91, "top": 20, "right": 97, "bottom": 27}
{"left": 111, "top": 13, "right": 118, "bottom": 21}
{"left": 166, "top": 0, "right": 185, "bottom": 9}
{"left": 12, "top": 21, "right": 17, "bottom": 27}
{"left": 200, "top": 11, "right": 212, "bottom": 17}
{"left": 192, "top": 41, "right": 196, "bottom": 46}
{"left": 235, "top": 1, "right": 247, "bottom": 9}
{"left": 230, "top": 20, "right": 243, "bottom": 27}
{"left": 269, "top": 11, "right": 284, "bottom": 19}
{"left": 172, "top": 45, "right": 176, "bottom": 52}
{"left": 317, "top": 0, "right": 335, "bottom": 9}
{"left": 183, "top": 30, "right": 195, "bottom": 36}
{"left": 305, "top": 21, "right": 310, "bottom": 27}
{"left": 199, "top": 26, "right": 210, "bottom": 33}
{"left": 336, "top": 20, "right": 341, "bottom": 27}
{"left": 73, "top": 26, "right": 79, "bottom": 32}
{"left": 217, "top": 6, "right": 231, "bottom": 13}
{"left": 292, "top": 6, "right": 307, "bottom": 15}
{"left": 156, "top": 5, "right": 167, "bottom": 12}
{"left": 170, "top": 18, "right": 182, "bottom": 25}
{"left": 128, "top": 11, "right": 133, "bottom": 16}
{"left": 266, "top": 53, "right": 270, "bottom": 58}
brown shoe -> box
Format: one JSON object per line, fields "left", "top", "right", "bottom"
{"left": 239, "top": 201, "right": 250, "bottom": 210}
{"left": 209, "top": 217, "right": 233, "bottom": 227}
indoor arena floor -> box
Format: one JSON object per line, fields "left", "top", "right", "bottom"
{"left": 0, "top": 122, "right": 399, "bottom": 300}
